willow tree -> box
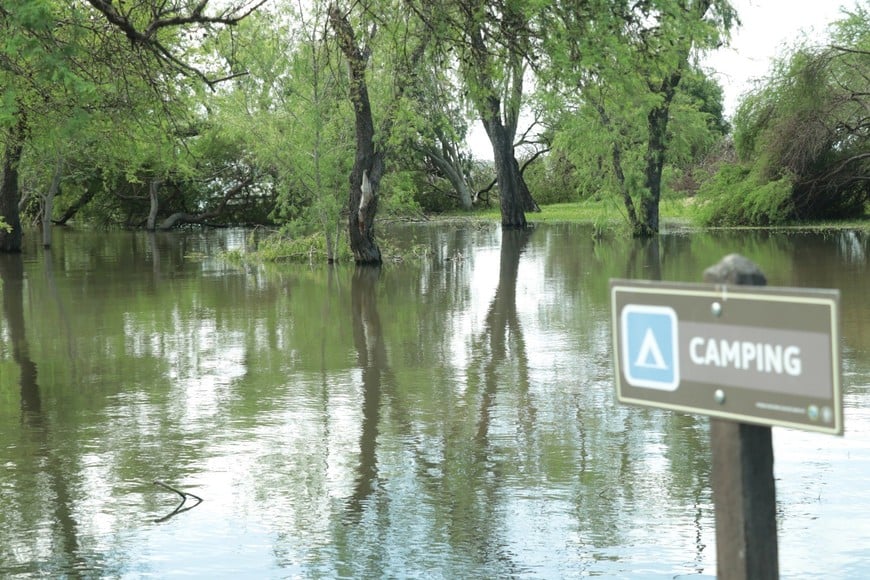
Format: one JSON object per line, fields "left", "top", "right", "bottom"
{"left": 1, "top": 1, "right": 53, "bottom": 252}
{"left": 1, "top": 0, "right": 105, "bottom": 251}
{"left": 730, "top": 5, "right": 870, "bottom": 221}
{"left": 1, "top": 0, "right": 266, "bottom": 252}
{"left": 540, "top": 0, "right": 736, "bottom": 237}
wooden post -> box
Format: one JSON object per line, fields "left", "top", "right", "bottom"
{"left": 704, "top": 254, "right": 779, "bottom": 579}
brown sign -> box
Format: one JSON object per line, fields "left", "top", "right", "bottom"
{"left": 610, "top": 280, "right": 842, "bottom": 435}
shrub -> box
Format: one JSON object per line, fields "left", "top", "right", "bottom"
{"left": 696, "top": 164, "right": 795, "bottom": 226}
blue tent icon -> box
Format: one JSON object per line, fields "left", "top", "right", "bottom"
{"left": 620, "top": 305, "right": 680, "bottom": 391}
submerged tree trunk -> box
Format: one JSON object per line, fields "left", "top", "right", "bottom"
{"left": 0, "top": 115, "right": 27, "bottom": 253}
{"left": 513, "top": 156, "right": 540, "bottom": 213}
{"left": 329, "top": 5, "right": 383, "bottom": 265}
{"left": 468, "top": 28, "right": 535, "bottom": 227}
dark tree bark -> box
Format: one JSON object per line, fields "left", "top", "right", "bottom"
{"left": 0, "top": 115, "right": 27, "bottom": 253}
{"left": 632, "top": 0, "right": 713, "bottom": 238}
{"left": 638, "top": 70, "right": 681, "bottom": 237}
{"left": 484, "top": 114, "right": 528, "bottom": 228}
{"left": 329, "top": 5, "right": 384, "bottom": 264}
{"left": 42, "top": 157, "right": 63, "bottom": 248}
{"left": 466, "top": 8, "right": 535, "bottom": 229}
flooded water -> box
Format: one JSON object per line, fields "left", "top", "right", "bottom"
{"left": 0, "top": 224, "right": 868, "bottom": 578}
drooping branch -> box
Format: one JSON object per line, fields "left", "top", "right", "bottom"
{"left": 157, "top": 174, "right": 255, "bottom": 230}
{"left": 84, "top": 0, "right": 268, "bottom": 85}
{"left": 830, "top": 45, "right": 870, "bottom": 57}
{"left": 85, "top": 0, "right": 268, "bottom": 43}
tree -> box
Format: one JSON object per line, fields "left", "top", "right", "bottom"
{"left": 456, "top": 0, "right": 541, "bottom": 227}
{"left": 400, "top": 64, "right": 477, "bottom": 210}
{"left": 83, "top": 0, "right": 267, "bottom": 87}
{"left": 728, "top": 3, "right": 869, "bottom": 221}
{"left": 328, "top": 4, "right": 385, "bottom": 264}
{"left": 328, "top": 1, "right": 426, "bottom": 264}
{"left": 1, "top": 0, "right": 267, "bottom": 252}
{"left": 207, "top": 2, "right": 355, "bottom": 261}
{"left": 539, "top": 0, "right": 735, "bottom": 236}
{"left": 406, "top": 0, "right": 540, "bottom": 228}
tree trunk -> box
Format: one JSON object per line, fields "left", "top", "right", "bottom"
{"left": 593, "top": 101, "right": 640, "bottom": 230}
{"left": 421, "top": 144, "right": 474, "bottom": 210}
{"left": 638, "top": 106, "right": 668, "bottom": 237}
{"left": 637, "top": 68, "right": 682, "bottom": 238}
{"left": 513, "top": 156, "right": 540, "bottom": 213}
{"left": 42, "top": 157, "right": 63, "bottom": 248}
{"left": 54, "top": 184, "right": 97, "bottom": 226}
{"left": 329, "top": 5, "right": 383, "bottom": 264}
{"left": 0, "top": 116, "right": 27, "bottom": 253}
{"left": 484, "top": 115, "right": 527, "bottom": 228}
{"left": 146, "top": 178, "right": 161, "bottom": 231}
{"left": 156, "top": 175, "right": 253, "bottom": 230}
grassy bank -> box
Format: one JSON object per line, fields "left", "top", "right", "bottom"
{"left": 458, "top": 195, "right": 700, "bottom": 230}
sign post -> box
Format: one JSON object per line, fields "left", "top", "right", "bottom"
{"left": 611, "top": 254, "right": 842, "bottom": 579}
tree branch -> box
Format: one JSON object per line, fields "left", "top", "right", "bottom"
{"left": 84, "top": 0, "right": 267, "bottom": 85}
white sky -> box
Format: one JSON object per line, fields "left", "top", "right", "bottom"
{"left": 468, "top": 0, "right": 859, "bottom": 159}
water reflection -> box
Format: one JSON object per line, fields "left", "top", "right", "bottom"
{"left": 0, "top": 255, "right": 40, "bottom": 419}
{"left": 0, "top": 253, "right": 91, "bottom": 576}
{"left": 0, "top": 226, "right": 867, "bottom": 578}
{"left": 348, "top": 266, "right": 387, "bottom": 517}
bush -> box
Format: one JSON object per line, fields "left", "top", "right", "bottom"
{"left": 696, "top": 164, "right": 795, "bottom": 226}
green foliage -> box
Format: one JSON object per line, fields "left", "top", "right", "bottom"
{"left": 378, "top": 170, "right": 424, "bottom": 217}
{"left": 233, "top": 229, "right": 353, "bottom": 264}
{"left": 9, "top": 0, "right": 864, "bottom": 249}
{"left": 696, "top": 164, "right": 795, "bottom": 226}
{"left": 521, "top": 150, "right": 582, "bottom": 205}
{"left": 730, "top": 2, "right": 870, "bottom": 222}
{"left": 537, "top": 0, "right": 736, "bottom": 235}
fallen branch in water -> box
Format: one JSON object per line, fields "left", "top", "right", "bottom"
{"left": 153, "top": 480, "right": 203, "bottom": 523}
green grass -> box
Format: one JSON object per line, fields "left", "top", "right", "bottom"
{"left": 443, "top": 196, "right": 869, "bottom": 231}
{"left": 451, "top": 195, "right": 701, "bottom": 227}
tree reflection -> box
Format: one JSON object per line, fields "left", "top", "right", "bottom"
{"left": 428, "top": 227, "right": 534, "bottom": 573}
{"left": 475, "top": 228, "right": 535, "bottom": 447}
{"left": 0, "top": 255, "right": 40, "bottom": 419}
{"left": 347, "top": 266, "right": 388, "bottom": 517}
{"left": 0, "top": 253, "right": 89, "bottom": 574}
{"left": 625, "top": 236, "right": 662, "bottom": 281}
